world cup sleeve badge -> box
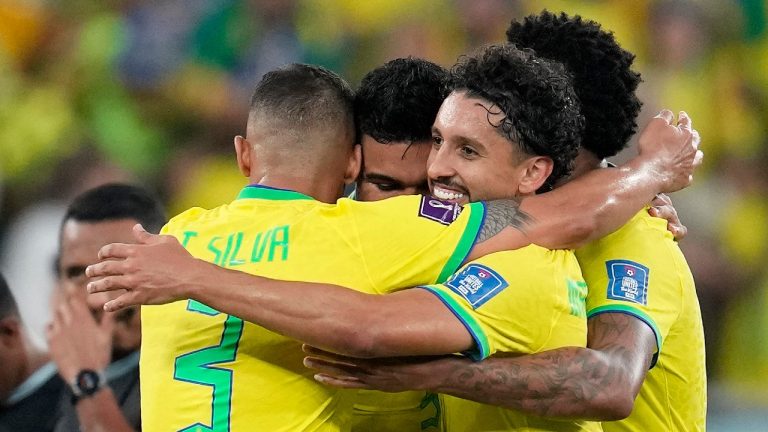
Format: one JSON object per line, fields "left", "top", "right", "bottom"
{"left": 418, "top": 195, "right": 463, "bottom": 225}
{"left": 605, "top": 260, "right": 649, "bottom": 306}
{"left": 445, "top": 264, "right": 508, "bottom": 309}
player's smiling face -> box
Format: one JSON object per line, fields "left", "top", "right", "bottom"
{"left": 427, "top": 91, "right": 530, "bottom": 205}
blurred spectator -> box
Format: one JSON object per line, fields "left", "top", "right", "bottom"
{"left": 0, "top": 271, "right": 63, "bottom": 432}
{"left": 0, "top": 149, "right": 133, "bottom": 349}
{"left": 48, "top": 183, "right": 165, "bottom": 431}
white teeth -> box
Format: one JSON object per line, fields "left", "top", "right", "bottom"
{"left": 433, "top": 186, "right": 465, "bottom": 201}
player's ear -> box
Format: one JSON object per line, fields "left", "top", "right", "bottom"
{"left": 234, "top": 135, "right": 252, "bottom": 178}
{"left": 344, "top": 144, "right": 362, "bottom": 185}
{"left": 517, "top": 156, "right": 553, "bottom": 195}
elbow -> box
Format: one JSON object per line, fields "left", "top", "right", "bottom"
{"left": 338, "top": 330, "right": 380, "bottom": 358}
{"left": 590, "top": 391, "right": 635, "bottom": 421}
{"left": 324, "top": 315, "right": 390, "bottom": 358}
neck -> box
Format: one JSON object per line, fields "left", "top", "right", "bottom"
{"left": 249, "top": 174, "right": 344, "bottom": 204}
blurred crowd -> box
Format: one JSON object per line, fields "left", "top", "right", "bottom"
{"left": 0, "top": 0, "right": 767, "bottom": 428}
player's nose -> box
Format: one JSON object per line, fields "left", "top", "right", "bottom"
{"left": 427, "top": 146, "right": 456, "bottom": 181}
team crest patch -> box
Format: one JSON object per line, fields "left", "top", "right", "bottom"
{"left": 445, "top": 264, "right": 508, "bottom": 309}
{"left": 605, "top": 260, "right": 649, "bottom": 305}
{"left": 418, "top": 195, "right": 463, "bottom": 225}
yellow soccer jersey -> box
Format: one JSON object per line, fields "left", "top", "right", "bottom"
{"left": 350, "top": 391, "right": 442, "bottom": 432}
{"left": 421, "top": 247, "right": 600, "bottom": 432}
{"left": 576, "top": 209, "right": 706, "bottom": 431}
{"left": 140, "top": 185, "right": 486, "bottom": 432}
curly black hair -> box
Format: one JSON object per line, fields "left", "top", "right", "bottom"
{"left": 450, "top": 44, "right": 583, "bottom": 191}
{"left": 507, "top": 11, "right": 642, "bottom": 159}
{"left": 355, "top": 57, "right": 449, "bottom": 144}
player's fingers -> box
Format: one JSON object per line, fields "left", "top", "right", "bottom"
{"left": 303, "top": 356, "right": 362, "bottom": 375}
{"left": 677, "top": 111, "right": 692, "bottom": 131}
{"left": 98, "top": 243, "right": 135, "bottom": 260}
{"left": 133, "top": 223, "right": 166, "bottom": 245}
{"left": 652, "top": 193, "right": 672, "bottom": 206}
{"left": 86, "top": 260, "right": 131, "bottom": 278}
{"left": 302, "top": 345, "right": 359, "bottom": 364}
{"left": 313, "top": 374, "right": 370, "bottom": 389}
{"left": 693, "top": 150, "right": 704, "bottom": 168}
{"left": 103, "top": 293, "right": 141, "bottom": 313}
{"left": 87, "top": 276, "right": 132, "bottom": 294}
{"left": 691, "top": 129, "right": 701, "bottom": 149}
{"left": 655, "top": 109, "right": 674, "bottom": 124}
{"left": 650, "top": 205, "right": 673, "bottom": 221}
{"left": 670, "top": 223, "right": 688, "bottom": 241}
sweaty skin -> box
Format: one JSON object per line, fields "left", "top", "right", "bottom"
{"left": 85, "top": 110, "right": 700, "bottom": 365}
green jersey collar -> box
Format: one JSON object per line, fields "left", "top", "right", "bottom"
{"left": 237, "top": 184, "right": 314, "bottom": 201}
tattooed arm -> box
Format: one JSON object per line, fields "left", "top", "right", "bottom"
{"left": 305, "top": 313, "right": 656, "bottom": 420}
{"left": 508, "top": 111, "right": 702, "bottom": 250}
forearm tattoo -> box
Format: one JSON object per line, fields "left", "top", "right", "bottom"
{"left": 477, "top": 199, "right": 533, "bottom": 243}
{"left": 436, "top": 313, "right": 651, "bottom": 418}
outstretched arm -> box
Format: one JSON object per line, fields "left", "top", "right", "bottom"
{"left": 87, "top": 229, "right": 474, "bottom": 358}
{"left": 483, "top": 110, "right": 701, "bottom": 252}
{"left": 304, "top": 312, "right": 656, "bottom": 421}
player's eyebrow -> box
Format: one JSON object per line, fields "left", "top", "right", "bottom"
{"left": 454, "top": 134, "right": 487, "bottom": 153}
{"left": 432, "top": 125, "right": 488, "bottom": 154}
{"left": 363, "top": 172, "right": 403, "bottom": 185}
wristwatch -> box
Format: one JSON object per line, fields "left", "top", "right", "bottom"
{"left": 70, "top": 369, "right": 107, "bottom": 404}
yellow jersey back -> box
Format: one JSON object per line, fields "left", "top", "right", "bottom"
{"left": 141, "top": 185, "right": 485, "bottom": 432}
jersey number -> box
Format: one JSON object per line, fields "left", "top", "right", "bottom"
{"left": 173, "top": 300, "right": 244, "bottom": 432}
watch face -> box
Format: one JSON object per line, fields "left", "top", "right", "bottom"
{"left": 75, "top": 370, "right": 102, "bottom": 395}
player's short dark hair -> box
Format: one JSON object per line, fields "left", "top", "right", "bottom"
{"left": 0, "top": 272, "right": 19, "bottom": 320}
{"left": 506, "top": 11, "right": 642, "bottom": 158}
{"left": 355, "top": 57, "right": 449, "bottom": 144}
{"left": 249, "top": 63, "right": 355, "bottom": 143}
{"left": 450, "top": 44, "right": 583, "bottom": 191}
{"left": 62, "top": 183, "right": 167, "bottom": 234}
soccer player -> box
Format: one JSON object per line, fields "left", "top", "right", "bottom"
{"left": 352, "top": 57, "right": 446, "bottom": 201}
{"left": 350, "top": 55, "right": 686, "bottom": 431}
{"left": 88, "top": 48, "right": 700, "bottom": 430}
{"left": 48, "top": 183, "right": 167, "bottom": 431}
{"left": 350, "top": 57, "right": 451, "bottom": 431}
{"left": 301, "top": 12, "right": 706, "bottom": 431}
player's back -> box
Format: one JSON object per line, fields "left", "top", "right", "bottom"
{"left": 141, "top": 185, "right": 485, "bottom": 432}
{"left": 576, "top": 210, "right": 706, "bottom": 431}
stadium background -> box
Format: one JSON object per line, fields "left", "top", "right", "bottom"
{"left": 0, "top": 0, "right": 766, "bottom": 429}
